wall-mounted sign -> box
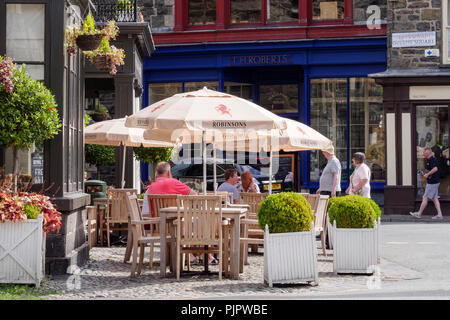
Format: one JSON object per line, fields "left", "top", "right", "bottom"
{"left": 31, "top": 151, "right": 44, "bottom": 184}
{"left": 424, "top": 49, "right": 439, "bottom": 57}
{"left": 228, "top": 54, "right": 293, "bottom": 66}
{"left": 392, "top": 32, "right": 436, "bottom": 48}
{"left": 410, "top": 85, "right": 450, "bottom": 100}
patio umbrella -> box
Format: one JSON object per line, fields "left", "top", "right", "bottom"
{"left": 85, "top": 117, "right": 175, "bottom": 188}
{"left": 216, "top": 118, "right": 334, "bottom": 193}
{"left": 125, "top": 87, "right": 287, "bottom": 195}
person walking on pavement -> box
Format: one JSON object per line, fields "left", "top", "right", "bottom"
{"left": 316, "top": 147, "right": 342, "bottom": 197}
{"left": 410, "top": 147, "right": 443, "bottom": 219}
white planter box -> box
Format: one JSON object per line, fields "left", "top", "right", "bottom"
{"left": 0, "top": 215, "right": 45, "bottom": 287}
{"left": 264, "top": 223, "right": 318, "bottom": 287}
{"left": 332, "top": 218, "right": 381, "bottom": 274}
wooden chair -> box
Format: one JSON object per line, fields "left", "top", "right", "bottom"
{"left": 303, "top": 194, "right": 320, "bottom": 214}
{"left": 314, "top": 195, "right": 330, "bottom": 256}
{"left": 124, "top": 192, "right": 162, "bottom": 277}
{"left": 175, "top": 195, "right": 227, "bottom": 280}
{"left": 238, "top": 192, "right": 268, "bottom": 269}
{"left": 100, "top": 188, "right": 137, "bottom": 247}
{"left": 86, "top": 206, "right": 97, "bottom": 249}
{"left": 147, "top": 194, "right": 179, "bottom": 270}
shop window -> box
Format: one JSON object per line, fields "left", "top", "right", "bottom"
{"left": 184, "top": 81, "right": 219, "bottom": 92}
{"left": 224, "top": 82, "right": 252, "bottom": 101}
{"left": 259, "top": 84, "right": 298, "bottom": 114}
{"left": 416, "top": 105, "right": 449, "bottom": 196}
{"left": 188, "top": 0, "right": 216, "bottom": 25}
{"left": 310, "top": 78, "right": 347, "bottom": 182}
{"left": 312, "top": 0, "right": 344, "bottom": 20}
{"left": 443, "top": 0, "right": 450, "bottom": 64}
{"left": 309, "top": 78, "right": 385, "bottom": 184}
{"left": 148, "top": 83, "right": 183, "bottom": 105}
{"left": 349, "top": 78, "right": 385, "bottom": 181}
{"left": 230, "top": 0, "right": 261, "bottom": 23}
{"left": 267, "top": 0, "right": 299, "bottom": 22}
{"left": 6, "top": 4, "right": 45, "bottom": 80}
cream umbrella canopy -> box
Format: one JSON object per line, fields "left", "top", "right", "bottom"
{"left": 85, "top": 117, "right": 175, "bottom": 188}
{"left": 215, "top": 118, "right": 334, "bottom": 193}
{"left": 125, "top": 87, "right": 287, "bottom": 194}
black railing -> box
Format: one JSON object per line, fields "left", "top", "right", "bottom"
{"left": 92, "top": 0, "right": 138, "bottom": 23}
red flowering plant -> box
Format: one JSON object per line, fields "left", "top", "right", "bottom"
{"left": 0, "top": 178, "right": 62, "bottom": 234}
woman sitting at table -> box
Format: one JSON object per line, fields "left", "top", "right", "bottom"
{"left": 238, "top": 171, "right": 260, "bottom": 193}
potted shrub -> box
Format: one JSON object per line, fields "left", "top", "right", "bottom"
{"left": 327, "top": 195, "right": 381, "bottom": 274}
{"left": 0, "top": 189, "right": 62, "bottom": 287}
{"left": 0, "top": 57, "right": 61, "bottom": 192}
{"left": 258, "top": 192, "right": 318, "bottom": 287}
{"left": 89, "top": 103, "right": 111, "bottom": 122}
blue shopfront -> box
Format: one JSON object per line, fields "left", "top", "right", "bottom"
{"left": 141, "top": 37, "right": 387, "bottom": 195}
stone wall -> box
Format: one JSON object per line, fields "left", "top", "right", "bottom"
{"left": 138, "top": 0, "right": 174, "bottom": 32}
{"left": 387, "top": 0, "right": 442, "bottom": 69}
{"left": 354, "top": 0, "right": 388, "bottom": 24}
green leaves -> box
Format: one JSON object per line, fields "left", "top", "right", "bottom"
{"left": 0, "top": 64, "right": 61, "bottom": 151}
{"left": 257, "top": 192, "right": 314, "bottom": 233}
{"left": 85, "top": 144, "right": 116, "bottom": 166}
{"left": 133, "top": 145, "right": 174, "bottom": 164}
{"left": 327, "top": 195, "right": 380, "bottom": 229}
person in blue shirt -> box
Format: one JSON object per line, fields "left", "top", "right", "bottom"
{"left": 217, "top": 168, "right": 241, "bottom": 203}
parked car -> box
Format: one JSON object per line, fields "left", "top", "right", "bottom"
{"left": 170, "top": 158, "right": 293, "bottom": 193}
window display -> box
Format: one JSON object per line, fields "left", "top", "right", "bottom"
{"left": 416, "top": 105, "right": 449, "bottom": 195}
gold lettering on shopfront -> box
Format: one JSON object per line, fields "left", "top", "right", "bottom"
{"left": 229, "top": 54, "right": 292, "bottom": 66}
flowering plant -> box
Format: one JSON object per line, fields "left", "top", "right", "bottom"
{"left": 0, "top": 55, "right": 15, "bottom": 93}
{"left": 84, "top": 37, "right": 125, "bottom": 75}
{"left": 65, "top": 13, "right": 120, "bottom": 57}
{"left": 0, "top": 190, "right": 62, "bottom": 234}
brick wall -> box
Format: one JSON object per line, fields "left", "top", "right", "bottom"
{"left": 388, "top": 0, "right": 442, "bottom": 69}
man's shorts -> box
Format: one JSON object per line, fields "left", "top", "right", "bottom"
{"left": 424, "top": 183, "right": 440, "bottom": 199}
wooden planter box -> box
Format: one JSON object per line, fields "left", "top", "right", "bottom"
{"left": 264, "top": 223, "right": 318, "bottom": 287}
{"left": 332, "top": 218, "right": 381, "bottom": 274}
{"left": 0, "top": 215, "right": 45, "bottom": 287}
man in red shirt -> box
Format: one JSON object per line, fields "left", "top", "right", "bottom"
{"left": 142, "top": 161, "right": 197, "bottom": 217}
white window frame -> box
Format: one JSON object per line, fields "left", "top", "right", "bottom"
{"left": 443, "top": 0, "right": 450, "bottom": 64}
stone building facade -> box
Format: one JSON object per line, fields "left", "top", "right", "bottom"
{"left": 371, "top": 0, "right": 450, "bottom": 215}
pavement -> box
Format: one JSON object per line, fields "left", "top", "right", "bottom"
{"left": 38, "top": 220, "right": 450, "bottom": 300}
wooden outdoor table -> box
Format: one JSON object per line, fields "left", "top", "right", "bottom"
{"left": 158, "top": 206, "right": 248, "bottom": 280}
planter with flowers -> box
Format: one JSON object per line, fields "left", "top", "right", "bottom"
{"left": 0, "top": 190, "right": 62, "bottom": 287}
{"left": 65, "top": 13, "right": 125, "bottom": 75}
{"left": 66, "top": 12, "right": 104, "bottom": 54}
{"left": 327, "top": 195, "right": 381, "bottom": 274}
{"left": 258, "top": 192, "right": 318, "bottom": 287}
{"left": 84, "top": 37, "right": 125, "bottom": 75}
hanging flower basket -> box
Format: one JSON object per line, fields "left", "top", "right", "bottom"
{"left": 75, "top": 33, "right": 104, "bottom": 51}
{"left": 93, "top": 55, "right": 110, "bottom": 72}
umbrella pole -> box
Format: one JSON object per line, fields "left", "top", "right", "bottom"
{"left": 203, "top": 130, "right": 207, "bottom": 195}
{"left": 213, "top": 134, "right": 217, "bottom": 195}
{"left": 121, "top": 143, "right": 126, "bottom": 189}
{"left": 269, "top": 148, "right": 273, "bottom": 195}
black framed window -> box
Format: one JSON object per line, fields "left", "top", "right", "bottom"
{"left": 415, "top": 105, "right": 449, "bottom": 197}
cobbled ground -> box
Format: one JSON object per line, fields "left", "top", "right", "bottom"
{"left": 41, "top": 242, "right": 387, "bottom": 300}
